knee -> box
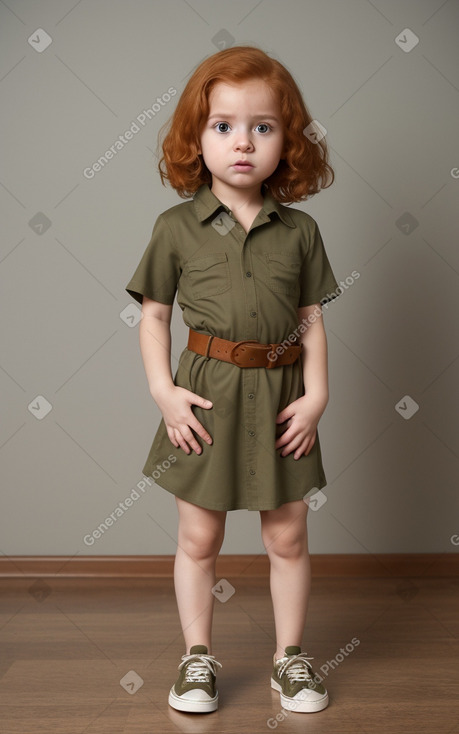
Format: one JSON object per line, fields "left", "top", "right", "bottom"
{"left": 179, "top": 524, "right": 224, "bottom": 562}
{"left": 262, "top": 527, "right": 307, "bottom": 560}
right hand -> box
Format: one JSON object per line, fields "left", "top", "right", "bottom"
{"left": 152, "top": 385, "right": 213, "bottom": 455}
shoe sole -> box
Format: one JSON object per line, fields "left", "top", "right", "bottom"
{"left": 168, "top": 687, "right": 218, "bottom": 713}
{"left": 271, "top": 678, "right": 329, "bottom": 713}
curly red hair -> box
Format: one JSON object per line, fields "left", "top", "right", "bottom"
{"left": 157, "top": 45, "right": 334, "bottom": 204}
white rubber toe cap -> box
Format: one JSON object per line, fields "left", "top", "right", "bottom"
{"left": 179, "top": 688, "right": 213, "bottom": 701}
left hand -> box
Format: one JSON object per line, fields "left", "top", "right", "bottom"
{"left": 275, "top": 395, "right": 327, "bottom": 460}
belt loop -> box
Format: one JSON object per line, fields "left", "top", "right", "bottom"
{"left": 266, "top": 343, "right": 276, "bottom": 369}
{"left": 204, "top": 335, "right": 214, "bottom": 359}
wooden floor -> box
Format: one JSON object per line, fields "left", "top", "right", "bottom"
{"left": 0, "top": 575, "right": 458, "bottom": 733}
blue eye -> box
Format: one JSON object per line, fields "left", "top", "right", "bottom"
{"left": 256, "top": 123, "right": 271, "bottom": 133}
{"left": 215, "top": 122, "right": 230, "bottom": 133}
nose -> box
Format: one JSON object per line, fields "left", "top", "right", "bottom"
{"left": 233, "top": 128, "right": 254, "bottom": 152}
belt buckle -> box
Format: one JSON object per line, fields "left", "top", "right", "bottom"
{"left": 230, "top": 339, "right": 265, "bottom": 366}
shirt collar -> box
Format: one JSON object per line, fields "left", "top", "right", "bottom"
{"left": 192, "top": 183, "right": 296, "bottom": 228}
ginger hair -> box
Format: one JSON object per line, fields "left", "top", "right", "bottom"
{"left": 157, "top": 45, "right": 334, "bottom": 204}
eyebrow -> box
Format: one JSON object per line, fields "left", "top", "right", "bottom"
{"left": 207, "top": 113, "right": 280, "bottom": 122}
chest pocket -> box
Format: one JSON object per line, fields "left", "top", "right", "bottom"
{"left": 266, "top": 251, "right": 302, "bottom": 296}
{"left": 185, "top": 252, "right": 231, "bottom": 298}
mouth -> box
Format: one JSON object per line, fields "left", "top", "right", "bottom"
{"left": 232, "top": 161, "right": 254, "bottom": 170}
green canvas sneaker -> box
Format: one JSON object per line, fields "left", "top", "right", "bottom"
{"left": 168, "top": 645, "right": 222, "bottom": 713}
{"left": 271, "top": 646, "right": 329, "bottom": 713}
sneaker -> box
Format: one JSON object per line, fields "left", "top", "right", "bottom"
{"left": 168, "top": 644, "right": 222, "bottom": 713}
{"left": 271, "top": 645, "right": 329, "bottom": 713}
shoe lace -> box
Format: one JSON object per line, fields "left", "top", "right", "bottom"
{"left": 178, "top": 653, "right": 223, "bottom": 683}
{"left": 277, "top": 652, "right": 315, "bottom": 683}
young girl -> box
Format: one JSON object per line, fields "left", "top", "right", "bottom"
{"left": 125, "top": 45, "right": 339, "bottom": 715}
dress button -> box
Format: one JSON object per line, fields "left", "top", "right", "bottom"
{"left": 246, "top": 271, "right": 252, "bottom": 277}
{"left": 250, "top": 311, "right": 257, "bottom": 318}
{"left": 248, "top": 430, "right": 255, "bottom": 437}
{"left": 249, "top": 469, "right": 256, "bottom": 476}
{"left": 248, "top": 393, "right": 254, "bottom": 399}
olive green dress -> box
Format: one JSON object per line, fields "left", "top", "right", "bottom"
{"left": 125, "top": 183, "right": 339, "bottom": 511}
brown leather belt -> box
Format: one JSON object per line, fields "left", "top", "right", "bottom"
{"left": 187, "top": 328, "right": 302, "bottom": 368}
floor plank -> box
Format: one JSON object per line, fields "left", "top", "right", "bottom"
{"left": 0, "top": 577, "right": 458, "bottom": 733}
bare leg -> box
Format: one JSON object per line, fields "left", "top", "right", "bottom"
{"left": 174, "top": 496, "right": 227, "bottom": 655}
{"left": 260, "top": 499, "right": 310, "bottom": 661}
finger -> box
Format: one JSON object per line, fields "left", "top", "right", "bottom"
{"left": 166, "top": 429, "right": 180, "bottom": 449}
{"left": 293, "top": 431, "right": 317, "bottom": 459}
{"left": 189, "top": 417, "right": 213, "bottom": 445}
{"left": 179, "top": 425, "right": 204, "bottom": 455}
{"left": 189, "top": 392, "right": 213, "bottom": 409}
{"left": 302, "top": 431, "right": 316, "bottom": 457}
{"left": 294, "top": 439, "right": 310, "bottom": 460}
{"left": 276, "top": 408, "right": 294, "bottom": 423}
{"left": 275, "top": 425, "right": 296, "bottom": 449}
{"left": 173, "top": 428, "right": 191, "bottom": 455}
{"left": 280, "top": 433, "right": 305, "bottom": 457}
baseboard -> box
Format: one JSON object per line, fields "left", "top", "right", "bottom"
{"left": 0, "top": 554, "right": 457, "bottom": 578}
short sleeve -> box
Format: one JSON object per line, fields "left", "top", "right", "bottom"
{"left": 298, "top": 220, "right": 339, "bottom": 307}
{"left": 125, "top": 214, "right": 181, "bottom": 306}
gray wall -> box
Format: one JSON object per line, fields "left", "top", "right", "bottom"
{"left": 1, "top": 0, "right": 458, "bottom": 557}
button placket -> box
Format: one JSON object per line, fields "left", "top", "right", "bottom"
{"left": 210, "top": 206, "right": 278, "bottom": 509}
{"left": 222, "top": 216, "right": 257, "bottom": 342}
{"left": 243, "top": 366, "right": 259, "bottom": 508}
{"left": 222, "top": 210, "right": 269, "bottom": 343}
{"left": 239, "top": 233, "right": 260, "bottom": 341}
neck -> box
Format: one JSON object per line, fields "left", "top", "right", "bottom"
{"left": 210, "top": 181, "right": 265, "bottom": 214}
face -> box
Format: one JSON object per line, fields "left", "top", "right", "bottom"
{"left": 198, "top": 79, "right": 284, "bottom": 197}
